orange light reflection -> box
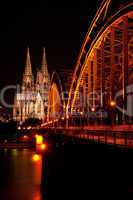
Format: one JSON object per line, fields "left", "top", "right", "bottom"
{"left": 32, "top": 154, "right": 40, "bottom": 162}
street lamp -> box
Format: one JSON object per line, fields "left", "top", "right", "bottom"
{"left": 66, "top": 115, "right": 69, "bottom": 128}
{"left": 80, "top": 111, "right": 84, "bottom": 127}
{"left": 110, "top": 101, "right": 116, "bottom": 107}
{"left": 91, "top": 107, "right": 95, "bottom": 112}
{"left": 110, "top": 101, "right": 116, "bottom": 125}
{"left": 90, "top": 107, "right": 96, "bottom": 125}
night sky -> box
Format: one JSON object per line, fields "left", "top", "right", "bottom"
{"left": 0, "top": 0, "right": 102, "bottom": 105}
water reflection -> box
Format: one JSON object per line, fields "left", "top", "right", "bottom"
{"left": 1, "top": 139, "right": 133, "bottom": 200}
{"left": 0, "top": 149, "right": 42, "bottom": 200}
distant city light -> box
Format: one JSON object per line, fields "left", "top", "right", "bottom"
{"left": 27, "top": 126, "right": 31, "bottom": 130}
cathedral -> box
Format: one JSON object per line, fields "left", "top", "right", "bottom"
{"left": 13, "top": 48, "right": 50, "bottom": 123}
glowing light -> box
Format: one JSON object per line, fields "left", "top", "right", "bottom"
{"left": 36, "top": 135, "right": 43, "bottom": 144}
{"left": 27, "top": 126, "right": 31, "bottom": 130}
{"left": 54, "top": 119, "right": 58, "bottom": 122}
{"left": 61, "top": 117, "right": 65, "bottom": 120}
{"left": 12, "top": 149, "right": 18, "bottom": 157}
{"left": 23, "top": 135, "right": 28, "bottom": 139}
{"left": 66, "top": 115, "right": 69, "bottom": 119}
{"left": 110, "top": 101, "right": 116, "bottom": 107}
{"left": 32, "top": 154, "right": 40, "bottom": 162}
{"left": 40, "top": 143, "right": 47, "bottom": 151}
{"left": 41, "top": 123, "right": 45, "bottom": 127}
{"left": 80, "top": 112, "right": 83, "bottom": 115}
{"left": 91, "top": 107, "right": 95, "bottom": 112}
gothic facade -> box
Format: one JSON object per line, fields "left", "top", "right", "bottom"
{"left": 13, "top": 48, "right": 50, "bottom": 122}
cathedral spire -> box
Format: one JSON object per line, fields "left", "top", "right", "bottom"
{"left": 41, "top": 48, "right": 48, "bottom": 75}
{"left": 24, "top": 47, "right": 32, "bottom": 76}
{"left": 22, "top": 47, "right": 34, "bottom": 90}
{"left": 41, "top": 47, "right": 50, "bottom": 89}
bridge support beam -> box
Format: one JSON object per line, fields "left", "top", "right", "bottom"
{"left": 123, "top": 16, "right": 129, "bottom": 124}
{"left": 110, "top": 27, "right": 116, "bottom": 125}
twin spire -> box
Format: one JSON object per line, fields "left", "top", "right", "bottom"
{"left": 24, "top": 47, "right": 32, "bottom": 76}
{"left": 41, "top": 48, "right": 48, "bottom": 74}
{"left": 24, "top": 47, "right": 48, "bottom": 76}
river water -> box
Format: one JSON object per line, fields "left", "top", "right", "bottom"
{"left": 0, "top": 149, "right": 42, "bottom": 200}
{"left": 0, "top": 142, "right": 133, "bottom": 199}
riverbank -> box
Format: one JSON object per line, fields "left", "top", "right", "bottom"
{"left": 0, "top": 142, "right": 35, "bottom": 149}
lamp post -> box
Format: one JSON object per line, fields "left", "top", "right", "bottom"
{"left": 66, "top": 115, "right": 69, "bottom": 128}
{"left": 91, "top": 107, "right": 95, "bottom": 112}
{"left": 80, "top": 112, "right": 83, "bottom": 127}
{"left": 110, "top": 101, "right": 116, "bottom": 125}
{"left": 91, "top": 107, "right": 95, "bottom": 125}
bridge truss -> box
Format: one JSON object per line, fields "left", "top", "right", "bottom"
{"left": 66, "top": 0, "right": 133, "bottom": 125}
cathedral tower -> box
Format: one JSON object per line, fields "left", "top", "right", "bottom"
{"left": 35, "top": 48, "right": 50, "bottom": 120}
{"left": 22, "top": 47, "right": 34, "bottom": 91}
{"left": 13, "top": 47, "right": 50, "bottom": 123}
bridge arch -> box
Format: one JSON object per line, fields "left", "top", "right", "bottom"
{"left": 47, "top": 71, "right": 66, "bottom": 122}
{"left": 67, "top": 1, "right": 133, "bottom": 125}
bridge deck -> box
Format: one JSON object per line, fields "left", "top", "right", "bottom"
{"left": 41, "top": 125, "right": 133, "bottom": 149}
{"left": 44, "top": 125, "right": 133, "bottom": 132}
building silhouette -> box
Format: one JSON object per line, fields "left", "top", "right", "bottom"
{"left": 13, "top": 48, "right": 50, "bottom": 122}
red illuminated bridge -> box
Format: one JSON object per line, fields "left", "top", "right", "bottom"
{"left": 26, "top": 0, "right": 133, "bottom": 149}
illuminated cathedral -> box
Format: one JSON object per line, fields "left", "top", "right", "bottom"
{"left": 13, "top": 48, "right": 50, "bottom": 123}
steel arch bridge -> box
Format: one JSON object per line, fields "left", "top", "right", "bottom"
{"left": 43, "top": 0, "right": 133, "bottom": 129}
{"left": 47, "top": 71, "right": 66, "bottom": 123}
{"left": 66, "top": 0, "right": 133, "bottom": 126}
{"left": 39, "top": 0, "right": 133, "bottom": 148}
